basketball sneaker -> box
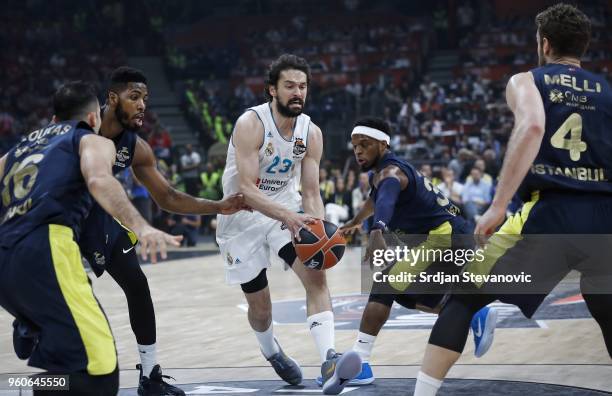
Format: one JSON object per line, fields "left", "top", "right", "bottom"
{"left": 320, "top": 349, "right": 362, "bottom": 395}
{"left": 264, "top": 338, "right": 303, "bottom": 385}
{"left": 316, "top": 362, "right": 374, "bottom": 386}
{"left": 12, "top": 319, "right": 39, "bottom": 360}
{"left": 348, "top": 362, "right": 375, "bottom": 385}
{"left": 471, "top": 306, "right": 498, "bottom": 358}
{"left": 137, "top": 364, "right": 185, "bottom": 396}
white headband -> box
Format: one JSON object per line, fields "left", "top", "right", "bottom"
{"left": 351, "top": 126, "right": 390, "bottom": 145}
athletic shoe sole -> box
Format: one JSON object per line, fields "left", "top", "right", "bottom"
{"left": 322, "top": 351, "right": 362, "bottom": 395}
{"left": 348, "top": 376, "right": 375, "bottom": 385}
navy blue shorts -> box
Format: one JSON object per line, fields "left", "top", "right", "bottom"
{"left": 369, "top": 216, "right": 473, "bottom": 310}
{"left": 0, "top": 224, "right": 117, "bottom": 374}
{"left": 465, "top": 190, "right": 612, "bottom": 317}
{"left": 79, "top": 203, "right": 138, "bottom": 277}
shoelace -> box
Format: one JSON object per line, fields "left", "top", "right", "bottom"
{"left": 160, "top": 374, "right": 177, "bottom": 382}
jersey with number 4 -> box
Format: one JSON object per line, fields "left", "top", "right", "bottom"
{"left": 0, "top": 121, "right": 94, "bottom": 247}
{"left": 522, "top": 64, "right": 612, "bottom": 196}
{"left": 222, "top": 103, "right": 310, "bottom": 203}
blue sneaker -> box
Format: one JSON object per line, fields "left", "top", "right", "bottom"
{"left": 471, "top": 306, "right": 498, "bottom": 357}
{"left": 348, "top": 362, "right": 374, "bottom": 385}
{"left": 316, "top": 361, "right": 373, "bottom": 387}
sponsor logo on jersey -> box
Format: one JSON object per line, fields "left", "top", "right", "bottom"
{"left": 293, "top": 137, "right": 306, "bottom": 156}
{"left": 267, "top": 131, "right": 273, "bottom": 138}
{"left": 115, "top": 147, "right": 130, "bottom": 167}
{"left": 257, "top": 178, "right": 289, "bottom": 192}
{"left": 265, "top": 142, "right": 274, "bottom": 156}
{"left": 549, "top": 89, "right": 564, "bottom": 103}
{"left": 226, "top": 252, "right": 234, "bottom": 266}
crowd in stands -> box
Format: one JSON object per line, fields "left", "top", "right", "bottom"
{"left": 2, "top": 0, "right": 611, "bottom": 247}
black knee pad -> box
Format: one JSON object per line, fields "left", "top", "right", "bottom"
{"left": 240, "top": 269, "right": 268, "bottom": 294}
{"left": 278, "top": 243, "right": 297, "bottom": 267}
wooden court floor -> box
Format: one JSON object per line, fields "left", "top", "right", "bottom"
{"left": 1, "top": 248, "right": 611, "bottom": 393}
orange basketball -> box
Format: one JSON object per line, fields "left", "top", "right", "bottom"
{"left": 294, "top": 219, "right": 346, "bottom": 270}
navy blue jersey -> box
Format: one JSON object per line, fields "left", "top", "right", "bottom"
{"left": 79, "top": 129, "right": 138, "bottom": 273}
{"left": 370, "top": 152, "right": 459, "bottom": 234}
{"left": 520, "top": 63, "right": 612, "bottom": 197}
{"left": 0, "top": 121, "right": 94, "bottom": 247}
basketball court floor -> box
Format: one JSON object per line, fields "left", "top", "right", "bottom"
{"left": 1, "top": 247, "right": 611, "bottom": 395}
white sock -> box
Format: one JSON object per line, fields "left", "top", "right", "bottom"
{"left": 255, "top": 323, "right": 280, "bottom": 359}
{"left": 138, "top": 343, "right": 157, "bottom": 378}
{"left": 352, "top": 331, "right": 376, "bottom": 363}
{"left": 307, "top": 311, "right": 335, "bottom": 363}
{"left": 414, "top": 371, "right": 442, "bottom": 396}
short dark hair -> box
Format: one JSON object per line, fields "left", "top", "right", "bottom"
{"left": 53, "top": 81, "right": 99, "bottom": 121}
{"left": 353, "top": 117, "right": 391, "bottom": 134}
{"left": 535, "top": 3, "right": 591, "bottom": 58}
{"left": 265, "top": 54, "right": 311, "bottom": 101}
{"left": 109, "top": 66, "right": 147, "bottom": 92}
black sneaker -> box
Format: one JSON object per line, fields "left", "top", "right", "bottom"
{"left": 137, "top": 364, "right": 185, "bottom": 396}
{"left": 12, "top": 319, "right": 39, "bottom": 360}
{"left": 321, "top": 349, "right": 361, "bottom": 395}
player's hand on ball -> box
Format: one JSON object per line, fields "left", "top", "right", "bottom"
{"left": 339, "top": 219, "right": 361, "bottom": 236}
{"left": 286, "top": 212, "right": 315, "bottom": 241}
{"left": 217, "top": 193, "right": 250, "bottom": 215}
{"left": 137, "top": 225, "right": 183, "bottom": 264}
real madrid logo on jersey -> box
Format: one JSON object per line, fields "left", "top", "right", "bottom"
{"left": 265, "top": 142, "right": 274, "bottom": 156}
{"left": 293, "top": 137, "right": 306, "bottom": 156}
{"left": 115, "top": 147, "right": 130, "bottom": 167}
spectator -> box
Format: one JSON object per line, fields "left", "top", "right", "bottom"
{"left": 325, "top": 178, "right": 352, "bottom": 226}
{"left": 437, "top": 168, "right": 463, "bottom": 205}
{"left": 470, "top": 158, "right": 493, "bottom": 184}
{"left": 199, "top": 162, "right": 222, "bottom": 200}
{"left": 148, "top": 124, "right": 173, "bottom": 165}
{"left": 461, "top": 167, "right": 492, "bottom": 225}
{"left": 167, "top": 214, "right": 202, "bottom": 247}
{"left": 319, "top": 168, "right": 334, "bottom": 202}
{"left": 180, "top": 143, "right": 201, "bottom": 196}
{"left": 131, "top": 173, "right": 153, "bottom": 224}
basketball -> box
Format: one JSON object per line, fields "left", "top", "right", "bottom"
{"left": 294, "top": 219, "right": 346, "bottom": 270}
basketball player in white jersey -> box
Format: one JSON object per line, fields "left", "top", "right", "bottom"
{"left": 217, "top": 54, "right": 361, "bottom": 394}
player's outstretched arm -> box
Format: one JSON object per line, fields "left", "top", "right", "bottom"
{"left": 340, "top": 197, "right": 374, "bottom": 235}
{"left": 475, "top": 72, "right": 545, "bottom": 236}
{"left": 80, "top": 134, "right": 181, "bottom": 263}
{"left": 234, "top": 111, "right": 313, "bottom": 239}
{"left": 300, "top": 123, "right": 325, "bottom": 219}
{"left": 131, "top": 137, "right": 244, "bottom": 215}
